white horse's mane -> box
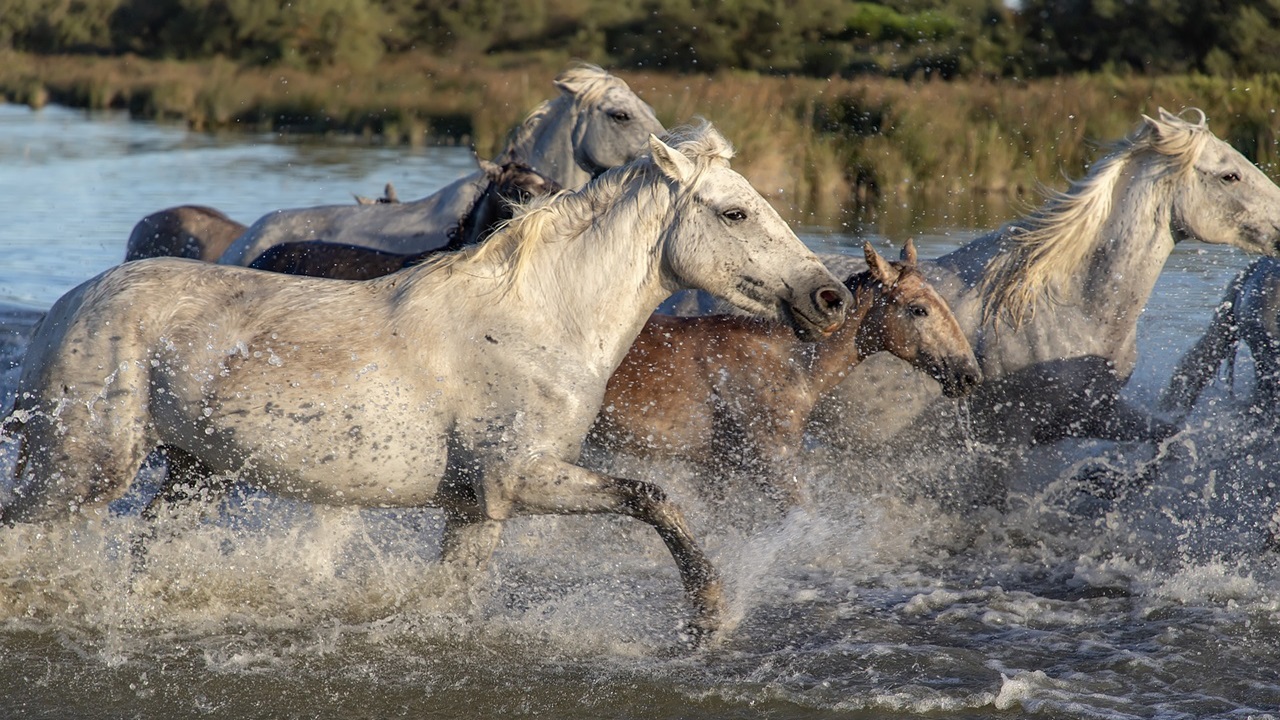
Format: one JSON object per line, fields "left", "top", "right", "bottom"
{"left": 499, "top": 64, "right": 626, "bottom": 160}
{"left": 982, "top": 108, "right": 1212, "bottom": 326}
{"left": 423, "top": 122, "right": 734, "bottom": 290}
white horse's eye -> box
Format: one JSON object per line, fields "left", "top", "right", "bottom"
{"left": 722, "top": 208, "right": 748, "bottom": 222}
{"left": 608, "top": 110, "right": 631, "bottom": 123}
{"left": 1222, "top": 172, "right": 1242, "bottom": 183}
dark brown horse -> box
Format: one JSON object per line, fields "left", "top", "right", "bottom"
{"left": 124, "top": 205, "right": 248, "bottom": 263}
{"left": 588, "top": 240, "right": 981, "bottom": 508}
{"left": 247, "top": 160, "right": 560, "bottom": 279}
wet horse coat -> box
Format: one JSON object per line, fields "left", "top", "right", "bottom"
{"left": 4, "top": 125, "right": 850, "bottom": 638}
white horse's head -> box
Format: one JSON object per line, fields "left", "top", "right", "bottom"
{"left": 556, "top": 64, "right": 666, "bottom": 178}
{"left": 651, "top": 124, "right": 851, "bottom": 341}
{"left": 983, "top": 107, "right": 1280, "bottom": 327}
{"left": 1151, "top": 108, "right": 1280, "bottom": 255}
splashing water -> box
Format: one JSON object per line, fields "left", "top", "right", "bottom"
{"left": 1, "top": 105, "right": 1279, "bottom": 718}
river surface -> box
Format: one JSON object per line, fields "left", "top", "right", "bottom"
{"left": 0, "top": 103, "right": 1277, "bottom": 719}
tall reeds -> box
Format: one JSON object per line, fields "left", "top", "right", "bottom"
{"left": 2, "top": 50, "right": 1276, "bottom": 235}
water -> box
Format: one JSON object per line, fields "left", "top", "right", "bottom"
{"left": 1, "top": 103, "right": 1279, "bottom": 718}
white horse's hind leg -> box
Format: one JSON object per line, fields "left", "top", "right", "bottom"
{"left": 3, "top": 398, "right": 150, "bottom": 524}
{"left": 491, "top": 456, "right": 725, "bottom": 640}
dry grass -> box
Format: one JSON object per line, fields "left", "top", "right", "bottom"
{"left": 3, "top": 51, "right": 1277, "bottom": 232}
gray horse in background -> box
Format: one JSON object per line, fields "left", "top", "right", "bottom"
{"left": 246, "top": 159, "right": 561, "bottom": 279}
{"left": 1161, "top": 257, "right": 1280, "bottom": 421}
{"left": 218, "top": 64, "right": 663, "bottom": 266}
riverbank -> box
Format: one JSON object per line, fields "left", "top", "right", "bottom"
{"left": 4, "top": 51, "right": 1277, "bottom": 227}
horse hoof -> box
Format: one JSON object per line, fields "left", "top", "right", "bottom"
{"left": 676, "top": 617, "right": 720, "bottom": 651}
{"left": 678, "top": 592, "right": 732, "bottom": 651}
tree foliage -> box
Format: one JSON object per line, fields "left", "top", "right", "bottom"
{"left": 1019, "top": 0, "right": 1280, "bottom": 76}
{"left": 2, "top": 0, "right": 1278, "bottom": 78}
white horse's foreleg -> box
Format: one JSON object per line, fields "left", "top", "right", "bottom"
{"left": 440, "top": 515, "right": 504, "bottom": 569}
{"left": 494, "top": 456, "right": 725, "bottom": 639}
{"left": 437, "top": 511, "right": 505, "bottom": 615}
{"left": 1160, "top": 298, "right": 1239, "bottom": 417}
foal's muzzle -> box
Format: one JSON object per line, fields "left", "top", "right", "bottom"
{"left": 934, "top": 357, "right": 983, "bottom": 398}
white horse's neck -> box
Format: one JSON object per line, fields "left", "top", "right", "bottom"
{"left": 508, "top": 98, "right": 593, "bottom": 189}
{"left": 509, "top": 182, "right": 673, "bottom": 372}
{"left": 1075, "top": 157, "right": 1177, "bottom": 328}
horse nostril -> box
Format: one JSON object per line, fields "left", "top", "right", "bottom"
{"left": 816, "top": 287, "right": 844, "bottom": 313}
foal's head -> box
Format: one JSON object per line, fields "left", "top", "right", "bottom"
{"left": 854, "top": 240, "right": 981, "bottom": 398}
{"left": 451, "top": 159, "right": 564, "bottom": 249}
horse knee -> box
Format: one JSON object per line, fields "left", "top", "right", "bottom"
{"left": 615, "top": 477, "right": 670, "bottom": 513}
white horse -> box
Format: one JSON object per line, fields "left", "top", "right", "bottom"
{"left": 218, "top": 64, "right": 664, "bottom": 266}
{"left": 1161, "top": 257, "right": 1280, "bottom": 421}
{"left": 811, "top": 109, "right": 1280, "bottom": 458}
{"left": 3, "top": 124, "right": 850, "bottom": 640}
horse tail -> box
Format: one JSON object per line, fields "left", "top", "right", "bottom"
{"left": 1159, "top": 267, "right": 1249, "bottom": 416}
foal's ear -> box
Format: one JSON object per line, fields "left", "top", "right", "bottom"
{"left": 864, "top": 242, "right": 898, "bottom": 285}
{"left": 477, "top": 158, "right": 502, "bottom": 179}
{"left": 650, "top": 134, "right": 695, "bottom": 183}
{"left": 900, "top": 238, "right": 917, "bottom": 266}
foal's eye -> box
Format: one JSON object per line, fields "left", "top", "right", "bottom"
{"left": 608, "top": 110, "right": 632, "bottom": 123}
{"left": 1221, "top": 171, "right": 1242, "bottom": 183}
{"left": 721, "top": 208, "right": 748, "bottom": 223}
{"left": 908, "top": 304, "right": 929, "bottom": 318}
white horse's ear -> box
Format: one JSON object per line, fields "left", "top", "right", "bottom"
{"left": 1142, "top": 110, "right": 1169, "bottom": 136}
{"left": 1144, "top": 107, "right": 1197, "bottom": 138}
{"left": 900, "top": 238, "right": 917, "bottom": 266}
{"left": 864, "top": 242, "right": 898, "bottom": 285}
{"left": 555, "top": 76, "right": 585, "bottom": 97}
{"left": 650, "top": 134, "right": 695, "bottom": 183}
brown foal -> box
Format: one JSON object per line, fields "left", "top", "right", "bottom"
{"left": 588, "top": 240, "right": 982, "bottom": 508}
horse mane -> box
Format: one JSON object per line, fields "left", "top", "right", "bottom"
{"left": 981, "top": 108, "right": 1212, "bottom": 327}
{"left": 499, "top": 64, "right": 621, "bottom": 159}
{"left": 421, "top": 122, "right": 733, "bottom": 292}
